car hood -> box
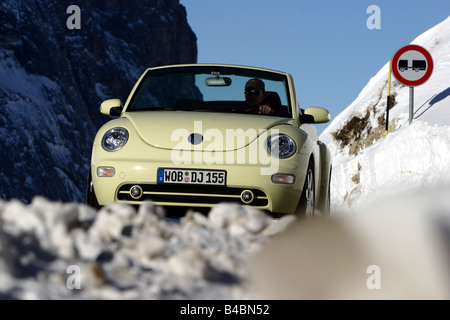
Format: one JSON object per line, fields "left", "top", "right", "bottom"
{"left": 124, "top": 111, "right": 292, "bottom": 150}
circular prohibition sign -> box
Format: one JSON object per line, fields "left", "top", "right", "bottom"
{"left": 391, "top": 44, "right": 433, "bottom": 87}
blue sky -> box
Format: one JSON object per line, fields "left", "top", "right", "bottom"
{"left": 180, "top": 0, "right": 450, "bottom": 134}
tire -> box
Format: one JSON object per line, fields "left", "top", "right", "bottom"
{"left": 86, "top": 168, "right": 100, "bottom": 210}
{"left": 322, "top": 167, "right": 332, "bottom": 216}
{"left": 297, "top": 159, "right": 315, "bottom": 219}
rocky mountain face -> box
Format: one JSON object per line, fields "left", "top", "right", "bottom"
{"left": 0, "top": 0, "right": 197, "bottom": 203}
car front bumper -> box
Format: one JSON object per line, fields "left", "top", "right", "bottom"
{"left": 91, "top": 148, "right": 310, "bottom": 216}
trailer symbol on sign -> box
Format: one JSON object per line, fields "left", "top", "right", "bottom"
{"left": 392, "top": 44, "right": 433, "bottom": 86}
{"left": 398, "top": 59, "right": 426, "bottom": 72}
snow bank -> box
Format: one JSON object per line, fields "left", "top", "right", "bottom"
{"left": 250, "top": 188, "right": 450, "bottom": 300}
{"left": 0, "top": 197, "right": 293, "bottom": 300}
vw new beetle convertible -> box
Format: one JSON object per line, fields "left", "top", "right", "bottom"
{"left": 87, "top": 64, "right": 332, "bottom": 218}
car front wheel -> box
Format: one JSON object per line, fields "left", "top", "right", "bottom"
{"left": 297, "top": 160, "right": 315, "bottom": 219}
{"left": 86, "top": 168, "right": 100, "bottom": 210}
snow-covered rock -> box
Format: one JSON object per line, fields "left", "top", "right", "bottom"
{"left": 0, "top": 0, "right": 197, "bottom": 204}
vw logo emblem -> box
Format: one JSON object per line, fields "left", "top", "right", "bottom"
{"left": 188, "top": 133, "right": 203, "bottom": 145}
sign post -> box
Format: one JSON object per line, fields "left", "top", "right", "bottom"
{"left": 391, "top": 44, "right": 433, "bottom": 125}
{"left": 409, "top": 87, "right": 414, "bottom": 124}
{"left": 385, "top": 59, "right": 392, "bottom": 137}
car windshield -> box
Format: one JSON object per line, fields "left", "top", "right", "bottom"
{"left": 126, "top": 66, "right": 291, "bottom": 117}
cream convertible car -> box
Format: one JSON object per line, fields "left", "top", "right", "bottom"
{"left": 87, "top": 64, "right": 332, "bottom": 218}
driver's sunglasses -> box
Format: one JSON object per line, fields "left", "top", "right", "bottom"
{"left": 245, "top": 90, "right": 261, "bottom": 96}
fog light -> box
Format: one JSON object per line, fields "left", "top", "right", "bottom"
{"left": 240, "top": 190, "right": 254, "bottom": 204}
{"left": 272, "top": 174, "right": 295, "bottom": 184}
{"left": 97, "top": 167, "right": 115, "bottom": 177}
{"left": 130, "top": 185, "right": 143, "bottom": 199}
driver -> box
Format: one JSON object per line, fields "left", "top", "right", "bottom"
{"left": 243, "top": 78, "right": 280, "bottom": 115}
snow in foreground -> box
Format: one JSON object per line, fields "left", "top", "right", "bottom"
{"left": 1, "top": 191, "right": 449, "bottom": 300}
{"left": 0, "top": 198, "right": 293, "bottom": 300}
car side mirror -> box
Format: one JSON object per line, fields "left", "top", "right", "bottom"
{"left": 303, "top": 106, "right": 330, "bottom": 124}
{"left": 100, "top": 99, "right": 123, "bottom": 116}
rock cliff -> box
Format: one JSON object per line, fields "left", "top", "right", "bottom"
{"left": 0, "top": 0, "right": 197, "bottom": 203}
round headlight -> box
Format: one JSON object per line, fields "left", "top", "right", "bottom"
{"left": 102, "top": 127, "right": 129, "bottom": 151}
{"left": 266, "top": 133, "right": 297, "bottom": 159}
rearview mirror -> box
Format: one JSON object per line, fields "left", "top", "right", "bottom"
{"left": 304, "top": 107, "right": 330, "bottom": 124}
{"left": 205, "top": 77, "right": 232, "bottom": 86}
{"left": 100, "top": 99, "right": 123, "bottom": 116}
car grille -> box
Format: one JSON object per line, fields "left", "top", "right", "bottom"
{"left": 116, "top": 184, "right": 269, "bottom": 207}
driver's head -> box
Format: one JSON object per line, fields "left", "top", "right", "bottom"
{"left": 245, "top": 78, "right": 266, "bottom": 106}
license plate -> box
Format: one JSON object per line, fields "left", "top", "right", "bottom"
{"left": 157, "top": 168, "right": 226, "bottom": 185}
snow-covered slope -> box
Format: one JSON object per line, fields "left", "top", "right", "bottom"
{"left": 320, "top": 15, "right": 450, "bottom": 212}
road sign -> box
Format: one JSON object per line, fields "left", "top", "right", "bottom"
{"left": 391, "top": 45, "right": 433, "bottom": 125}
{"left": 391, "top": 44, "right": 433, "bottom": 87}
